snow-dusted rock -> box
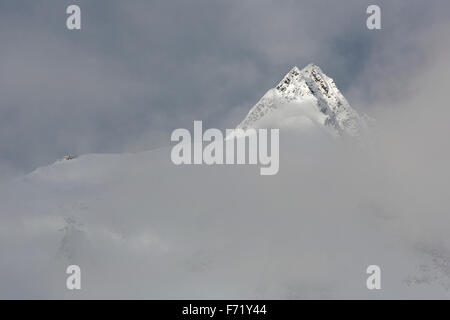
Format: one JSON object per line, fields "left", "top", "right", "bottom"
{"left": 236, "top": 64, "right": 366, "bottom": 137}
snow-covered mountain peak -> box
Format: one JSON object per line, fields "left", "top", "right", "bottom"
{"left": 236, "top": 63, "right": 366, "bottom": 137}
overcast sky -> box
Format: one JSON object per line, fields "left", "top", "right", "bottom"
{"left": 0, "top": 0, "right": 448, "bottom": 179}
{"left": 2, "top": 0, "right": 450, "bottom": 299}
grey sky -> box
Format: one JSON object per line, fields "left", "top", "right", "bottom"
{"left": 0, "top": 0, "right": 448, "bottom": 178}
{"left": 2, "top": 0, "right": 450, "bottom": 299}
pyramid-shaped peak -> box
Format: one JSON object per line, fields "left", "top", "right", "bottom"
{"left": 277, "top": 63, "right": 326, "bottom": 93}
{"left": 237, "top": 63, "right": 365, "bottom": 137}
{"left": 283, "top": 63, "right": 325, "bottom": 80}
